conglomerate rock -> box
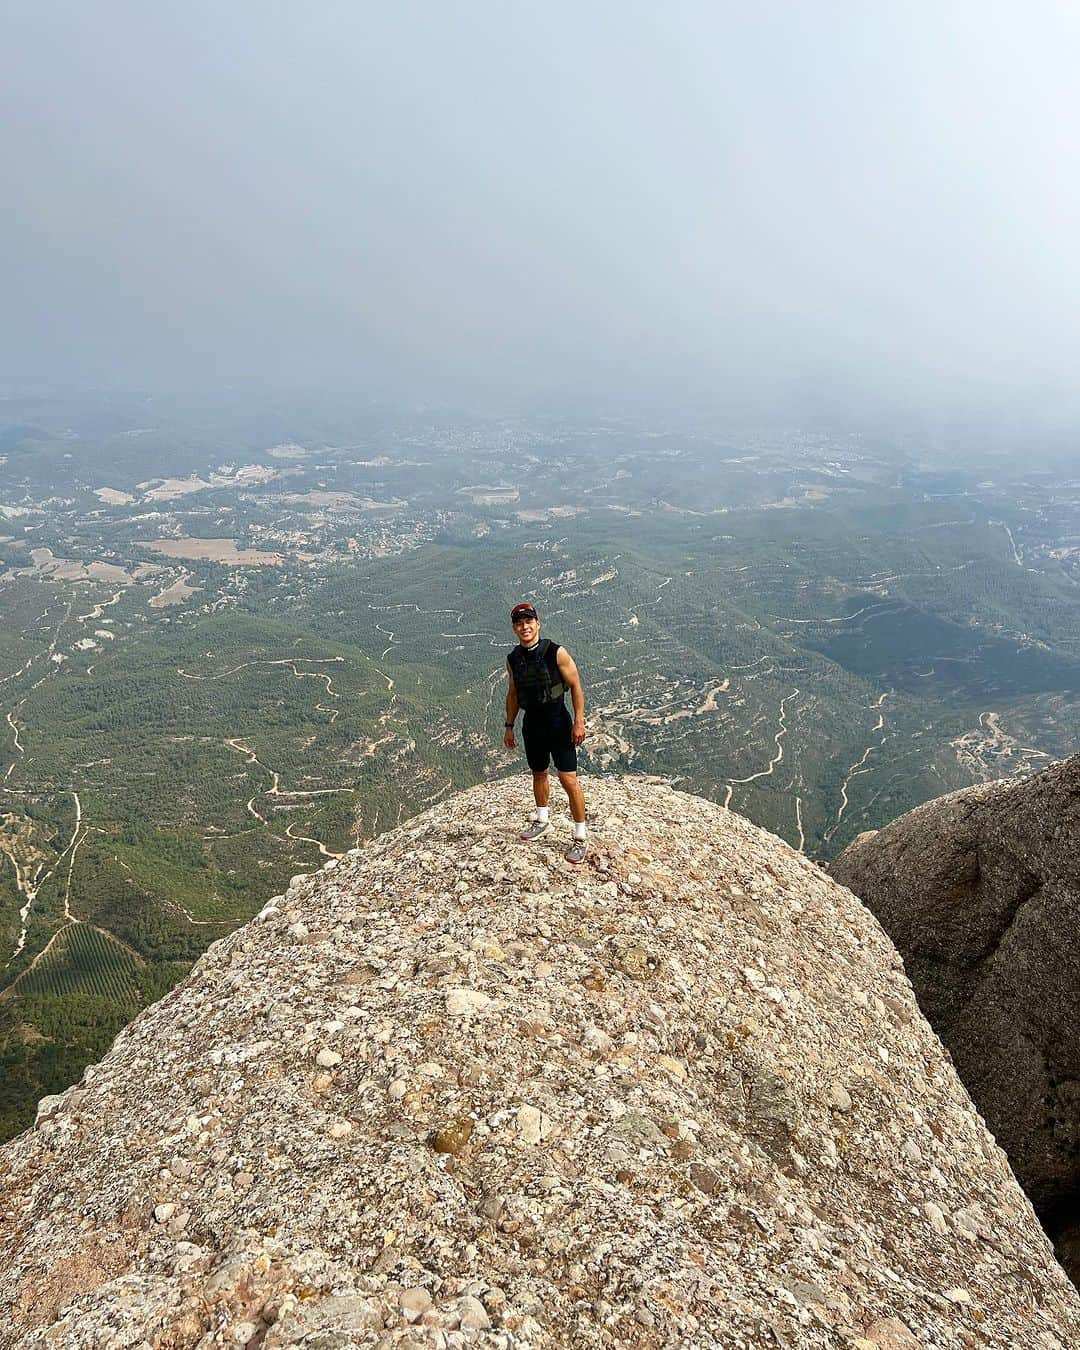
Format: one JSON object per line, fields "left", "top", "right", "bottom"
{"left": 1, "top": 776, "right": 1078, "bottom": 1348}
{"left": 829, "top": 754, "right": 1080, "bottom": 1283}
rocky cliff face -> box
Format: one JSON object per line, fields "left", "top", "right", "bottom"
{"left": 2, "top": 777, "right": 1077, "bottom": 1349}
{"left": 830, "top": 754, "right": 1080, "bottom": 1284}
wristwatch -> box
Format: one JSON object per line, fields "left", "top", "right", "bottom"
{"left": 504, "top": 721, "right": 514, "bottom": 728}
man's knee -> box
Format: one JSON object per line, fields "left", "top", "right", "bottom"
{"left": 557, "top": 770, "right": 579, "bottom": 788}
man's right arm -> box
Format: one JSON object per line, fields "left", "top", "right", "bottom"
{"left": 504, "top": 660, "right": 518, "bottom": 748}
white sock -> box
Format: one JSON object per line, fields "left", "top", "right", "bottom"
{"left": 573, "top": 820, "right": 587, "bottom": 840}
{"left": 534, "top": 806, "right": 549, "bottom": 823}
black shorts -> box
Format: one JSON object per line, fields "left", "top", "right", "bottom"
{"left": 522, "top": 705, "right": 577, "bottom": 774}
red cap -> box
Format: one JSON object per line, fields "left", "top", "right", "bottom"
{"left": 510, "top": 603, "right": 539, "bottom": 622}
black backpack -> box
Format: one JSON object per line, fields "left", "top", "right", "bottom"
{"left": 508, "top": 638, "right": 566, "bottom": 711}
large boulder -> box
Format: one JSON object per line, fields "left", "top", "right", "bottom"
{"left": 831, "top": 754, "right": 1080, "bottom": 1281}
{"left": 2, "top": 776, "right": 1077, "bottom": 1348}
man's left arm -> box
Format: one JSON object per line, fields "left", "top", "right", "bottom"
{"left": 557, "top": 647, "right": 586, "bottom": 746}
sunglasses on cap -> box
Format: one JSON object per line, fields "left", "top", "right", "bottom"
{"left": 511, "top": 605, "right": 538, "bottom": 622}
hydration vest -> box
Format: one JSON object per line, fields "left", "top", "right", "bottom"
{"left": 508, "top": 638, "right": 567, "bottom": 712}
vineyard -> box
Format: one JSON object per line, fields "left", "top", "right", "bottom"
{"left": 12, "top": 922, "right": 144, "bottom": 1005}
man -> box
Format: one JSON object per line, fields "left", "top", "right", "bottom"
{"left": 503, "top": 601, "right": 588, "bottom": 863}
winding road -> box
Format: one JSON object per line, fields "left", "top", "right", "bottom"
{"left": 723, "top": 690, "right": 800, "bottom": 810}
{"left": 824, "top": 692, "right": 891, "bottom": 846}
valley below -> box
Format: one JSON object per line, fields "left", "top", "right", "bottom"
{"left": 1, "top": 400, "right": 1078, "bottom": 1138}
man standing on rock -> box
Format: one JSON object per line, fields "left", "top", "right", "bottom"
{"left": 503, "top": 602, "right": 589, "bottom": 863}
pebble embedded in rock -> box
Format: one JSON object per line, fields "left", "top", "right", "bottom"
{"left": 924, "top": 1201, "right": 948, "bottom": 1235}
{"left": 431, "top": 1118, "right": 474, "bottom": 1155}
{"left": 657, "top": 1055, "right": 686, "bottom": 1080}
{"left": 445, "top": 988, "right": 492, "bottom": 1017}
{"left": 399, "top": 1287, "right": 433, "bottom": 1322}
{"left": 829, "top": 1082, "right": 852, "bottom": 1112}
{"left": 455, "top": 1295, "right": 491, "bottom": 1330}
{"left": 315, "top": 1048, "right": 341, "bottom": 1069}
{"left": 859, "top": 1317, "right": 921, "bottom": 1349}
{"left": 516, "top": 1104, "right": 553, "bottom": 1144}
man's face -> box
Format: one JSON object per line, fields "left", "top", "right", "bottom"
{"left": 512, "top": 614, "right": 540, "bottom": 645}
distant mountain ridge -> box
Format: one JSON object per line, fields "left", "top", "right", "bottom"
{"left": 1, "top": 776, "right": 1076, "bottom": 1348}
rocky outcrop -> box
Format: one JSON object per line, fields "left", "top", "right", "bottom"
{"left": 2, "top": 776, "right": 1078, "bottom": 1348}
{"left": 830, "top": 754, "right": 1080, "bottom": 1283}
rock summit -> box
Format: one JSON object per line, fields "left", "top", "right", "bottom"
{"left": 2, "top": 777, "right": 1078, "bottom": 1348}
{"left": 831, "top": 754, "right": 1080, "bottom": 1283}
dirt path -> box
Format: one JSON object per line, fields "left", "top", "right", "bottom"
{"left": 0, "top": 655, "right": 36, "bottom": 689}
{"left": 993, "top": 520, "right": 1024, "bottom": 567}
{"left": 734, "top": 661, "right": 775, "bottom": 683}
{"left": 369, "top": 601, "right": 466, "bottom": 623}
{"left": 77, "top": 589, "right": 123, "bottom": 624}
{"left": 266, "top": 772, "right": 352, "bottom": 799}
{"left": 112, "top": 853, "right": 231, "bottom": 930}
{"left": 223, "top": 737, "right": 350, "bottom": 799}
{"left": 771, "top": 602, "right": 891, "bottom": 625}
{"left": 285, "top": 821, "right": 343, "bottom": 859}
{"left": 375, "top": 622, "right": 398, "bottom": 660}
{"left": 859, "top": 563, "right": 974, "bottom": 586}
{"left": 177, "top": 656, "right": 344, "bottom": 685}
{"left": 369, "top": 663, "right": 395, "bottom": 692}
{"left": 222, "top": 738, "right": 350, "bottom": 864}
{"left": 3, "top": 601, "right": 75, "bottom": 781}
{"left": 824, "top": 693, "right": 892, "bottom": 846}
{"left": 61, "top": 791, "right": 84, "bottom": 921}
{"left": 5, "top": 711, "right": 23, "bottom": 762}
{"left": 1, "top": 818, "right": 45, "bottom": 964}
{"left": 723, "top": 689, "right": 800, "bottom": 809}
{"left": 2, "top": 788, "right": 82, "bottom": 965}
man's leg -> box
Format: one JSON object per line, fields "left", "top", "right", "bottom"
{"left": 558, "top": 770, "right": 587, "bottom": 862}
{"left": 519, "top": 764, "right": 551, "bottom": 841}
{"left": 557, "top": 770, "right": 585, "bottom": 823}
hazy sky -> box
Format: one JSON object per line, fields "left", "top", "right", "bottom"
{"left": 4, "top": 2, "right": 1080, "bottom": 415}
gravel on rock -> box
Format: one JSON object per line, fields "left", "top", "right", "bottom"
{"left": 1, "top": 775, "right": 1078, "bottom": 1349}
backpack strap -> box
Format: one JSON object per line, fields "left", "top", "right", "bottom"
{"left": 544, "top": 641, "right": 567, "bottom": 700}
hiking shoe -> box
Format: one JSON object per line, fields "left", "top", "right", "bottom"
{"left": 564, "top": 838, "right": 588, "bottom": 864}
{"left": 519, "top": 819, "right": 550, "bottom": 842}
